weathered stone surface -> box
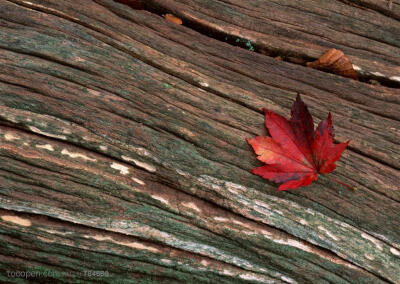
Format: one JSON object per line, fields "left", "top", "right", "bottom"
{"left": 0, "top": 0, "right": 399, "bottom": 283}
{"left": 147, "top": 0, "right": 400, "bottom": 85}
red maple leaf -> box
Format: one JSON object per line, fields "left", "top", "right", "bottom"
{"left": 247, "top": 95, "right": 350, "bottom": 191}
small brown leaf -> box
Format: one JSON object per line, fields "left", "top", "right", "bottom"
{"left": 307, "top": 48, "right": 358, "bottom": 80}
{"left": 164, "top": 14, "right": 182, "bottom": 25}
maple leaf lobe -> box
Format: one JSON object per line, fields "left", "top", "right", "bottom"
{"left": 248, "top": 95, "right": 349, "bottom": 190}
{"left": 290, "top": 94, "right": 314, "bottom": 141}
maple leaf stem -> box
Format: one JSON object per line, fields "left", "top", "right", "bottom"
{"left": 328, "top": 176, "right": 356, "bottom": 191}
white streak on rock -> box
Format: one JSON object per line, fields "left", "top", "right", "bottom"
{"left": 61, "top": 149, "right": 97, "bottom": 162}
{"left": 240, "top": 273, "right": 273, "bottom": 283}
{"left": 39, "top": 228, "right": 69, "bottom": 235}
{"left": 261, "top": 230, "right": 273, "bottom": 237}
{"left": 29, "top": 126, "right": 67, "bottom": 140}
{"left": 121, "top": 241, "right": 159, "bottom": 252}
{"left": 111, "top": 162, "right": 129, "bottom": 175}
{"left": 4, "top": 132, "right": 20, "bottom": 141}
{"left": 281, "top": 275, "right": 296, "bottom": 283}
{"left": 274, "top": 238, "right": 313, "bottom": 254}
{"left": 318, "top": 226, "right": 339, "bottom": 241}
{"left": 214, "top": 217, "right": 229, "bottom": 222}
{"left": 176, "top": 169, "right": 190, "bottom": 177}
{"left": 130, "top": 147, "right": 156, "bottom": 159}
{"left": 361, "top": 233, "right": 383, "bottom": 251}
{"left": 152, "top": 195, "right": 169, "bottom": 205}
{"left": 131, "top": 177, "right": 145, "bottom": 185}
{"left": 74, "top": 57, "right": 86, "bottom": 62}
{"left": 1, "top": 215, "right": 31, "bottom": 227}
{"left": 389, "top": 76, "right": 400, "bottom": 82}
{"left": 232, "top": 219, "right": 247, "bottom": 226}
{"left": 179, "top": 127, "right": 195, "bottom": 137}
{"left": 390, "top": 248, "right": 400, "bottom": 256}
{"left": 305, "top": 208, "right": 316, "bottom": 216}
{"left": 134, "top": 159, "right": 156, "bottom": 172}
{"left": 122, "top": 155, "right": 156, "bottom": 172}
{"left": 37, "top": 236, "right": 55, "bottom": 243}
{"left": 222, "top": 269, "right": 234, "bottom": 276}
{"left": 371, "top": 72, "right": 384, "bottom": 77}
{"left": 181, "top": 202, "right": 201, "bottom": 212}
{"left": 36, "top": 144, "right": 55, "bottom": 151}
{"left": 87, "top": 235, "right": 159, "bottom": 252}
{"left": 299, "top": 219, "right": 308, "bottom": 225}
{"left": 225, "top": 182, "right": 246, "bottom": 195}
{"left": 365, "top": 254, "right": 375, "bottom": 260}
